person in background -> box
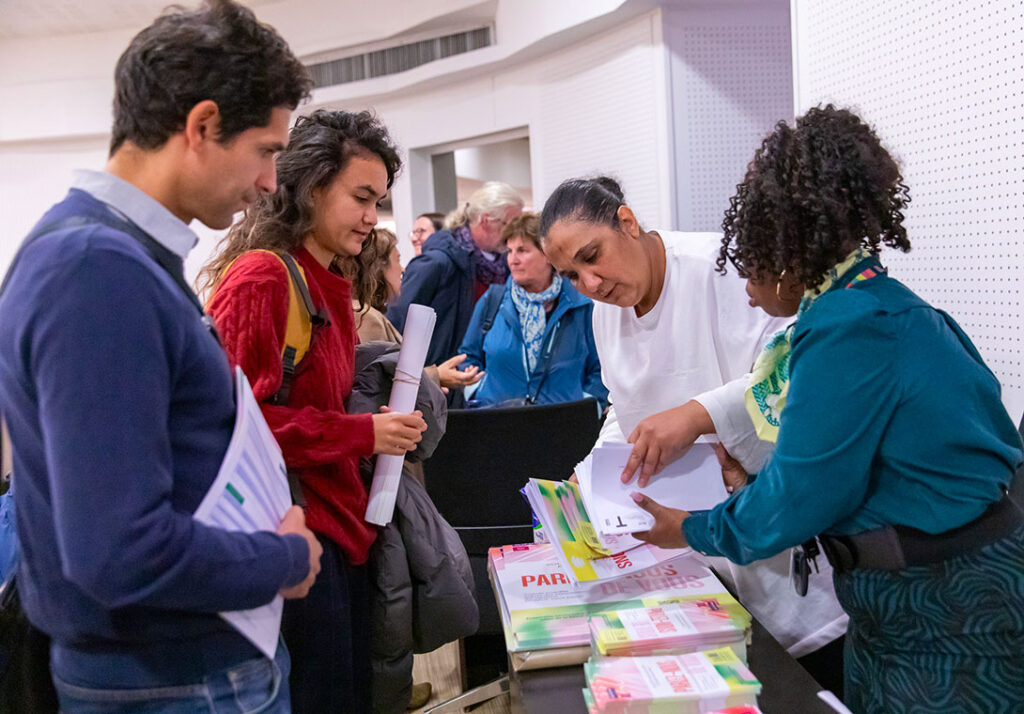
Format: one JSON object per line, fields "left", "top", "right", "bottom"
{"left": 458, "top": 212, "right": 608, "bottom": 409}
{"left": 387, "top": 182, "right": 523, "bottom": 367}
{"left": 341, "top": 227, "right": 482, "bottom": 392}
{"left": 630, "top": 106, "right": 1024, "bottom": 713}
{"left": 409, "top": 212, "right": 443, "bottom": 256}
{"left": 540, "top": 176, "right": 848, "bottom": 694}
{"left": 0, "top": 2, "right": 321, "bottom": 712}
{"left": 203, "top": 110, "right": 427, "bottom": 714}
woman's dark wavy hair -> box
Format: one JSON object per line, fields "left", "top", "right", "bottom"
{"left": 538, "top": 176, "right": 626, "bottom": 247}
{"left": 111, "top": 0, "right": 311, "bottom": 155}
{"left": 717, "top": 105, "right": 911, "bottom": 290}
{"left": 199, "top": 109, "right": 401, "bottom": 295}
{"left": 337, "top": 228, "right": 398, "bottom": 313}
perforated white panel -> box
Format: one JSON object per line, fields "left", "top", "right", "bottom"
{"left": 665, "top": 5, "right": 793, "bottom": 231}
{"left": 534, "top": 15, "right": 665, "bottom": 227}
{"left": 794, "top": 0, "right": 1024, "bottom": 419}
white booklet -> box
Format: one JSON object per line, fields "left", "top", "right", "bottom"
{"left": 580, "top": 441, "right": 729, "bottom": 536}
{"left": 193, "top": 366, "right": 293, "bottom": 660}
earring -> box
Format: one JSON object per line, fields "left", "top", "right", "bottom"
{"left": 776, "top": 270, "right": 787, "bottom": 301}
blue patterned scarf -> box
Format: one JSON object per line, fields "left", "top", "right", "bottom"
{"left": 451, "top": 223, "right": 509, "bottom": 286}
{"left": 509, "top": 274, "right": 562, "bottom": 372}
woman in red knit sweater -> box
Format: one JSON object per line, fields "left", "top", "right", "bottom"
{"left": 201, "top": 110, "right": 426, "bottom": 714}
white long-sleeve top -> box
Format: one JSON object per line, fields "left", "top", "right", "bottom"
{"left": 592, "top": 231, "right": 847, "bottom": 657}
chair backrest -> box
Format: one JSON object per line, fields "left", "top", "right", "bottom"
{"left": 424, "top": 397, "right": 602, "bottom": 539}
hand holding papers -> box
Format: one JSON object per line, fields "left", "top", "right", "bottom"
{"left": 522, "top": 476, "right": 689, "bottom": 584}
{"left": 365, "top": 304, "right": 436, "bottom": 526}
{"left": 522, "top": 443, "right": 731, "bottom": 584}
{"left": 584, "top": 442, "right": 729, "bottom": 536}
{"left": 193, "top": 367, "right": 294, "bottom": 660}
{"left": 276, "top": 506, "right": 322, "bottom": 599}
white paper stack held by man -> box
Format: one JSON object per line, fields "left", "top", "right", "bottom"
{"left": 193, "top": 367, "right": 294, "bottom": 660}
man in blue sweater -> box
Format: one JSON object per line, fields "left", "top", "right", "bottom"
{"left": 0, "top": 2, "right": 322, "bottom": 712}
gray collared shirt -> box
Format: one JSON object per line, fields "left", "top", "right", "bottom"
{"left": 70, "top": 169, "right": 198, "bottom": 260}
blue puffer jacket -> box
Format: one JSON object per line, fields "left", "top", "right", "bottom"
{"left": 459, "top": 276, "right": 608, "bottom": 409}
{"left": 387, "top": 229, "right": 504, "bottom": 367}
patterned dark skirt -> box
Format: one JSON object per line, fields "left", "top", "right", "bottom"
{"left": 833, "top": 524, "right": 1024, "bottom": 714}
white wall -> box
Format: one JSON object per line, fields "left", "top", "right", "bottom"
{"left": 0, "top": 0, "right": 652, "bottom": 276}
{"left": 454, "top": 139, "right": 531, "bottom": 193}
{"left": 664, "top": 1, "right": 792, "bottom": 231}
{"left": 792, "top": 0, "right": 1024, "bottom": 420}
{"left": 0, "top": 138, "right": 110, "bottom": 273}
{"left": 326, "top": 10, "right": 673, "bottom": 264}
{"left": 0, "top": 0, "right": 493, "bottom": 143}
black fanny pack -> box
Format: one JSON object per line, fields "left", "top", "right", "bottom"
{"left": 819, "top": 488, "right": 1024, "bottom": 574}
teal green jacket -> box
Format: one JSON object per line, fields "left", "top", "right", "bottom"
{"left": 684, "top": 259, "right": 1023, "bottom": 565}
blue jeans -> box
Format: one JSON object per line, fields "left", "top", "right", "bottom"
{"left": 51, "top": 640, "right": 291, "bottom": 714}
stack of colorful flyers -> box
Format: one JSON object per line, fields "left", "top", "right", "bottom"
{"left": 583, "top": 647, "right": 761, "bottom": 713}
{"left": 487, "top": 543, "right": 746, "bottom": 669}
{"left": 590, "top": 601, "right": 750, "bottom": 661}
{"left": 521, "top": 477, "right": 689, "bottom": 584}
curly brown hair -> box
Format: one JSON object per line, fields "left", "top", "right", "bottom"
{"left": 335, "top": 227, "right": 398, "bottom": 313}
{"left": 198, "top": 109, "right": 400, "bottom": 295}
{"left": 717, "top": 105, "right": 911, "bottom": 290}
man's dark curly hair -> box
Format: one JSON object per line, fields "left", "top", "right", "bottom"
{"left": 717, "top": 105, "right": 911, "bottom": 290}
{"left": 199, "top": 109, "right": 401, "bottom": 294}
{"left": 110, "top": 0, "right": 311, "bottom": 155}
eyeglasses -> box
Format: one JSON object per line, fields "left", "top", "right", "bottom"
{"left": 487, "top": 214, "right": 509, "bottom": 230}
{"left": 409, "top": 228, "right": 430, "bottom": 238}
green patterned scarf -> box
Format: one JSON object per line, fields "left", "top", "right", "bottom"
{"left": 744, "top": 247, "right": 875, "bottom": 442}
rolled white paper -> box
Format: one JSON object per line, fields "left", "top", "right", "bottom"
{"left": 365, "top": 304, "right": 437, "bottom": 525}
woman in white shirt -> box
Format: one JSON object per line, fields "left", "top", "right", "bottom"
{"left": 539, "top": 176, "right": 848, "bottom": 693}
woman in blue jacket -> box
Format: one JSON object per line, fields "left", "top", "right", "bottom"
{"left": 459, "top": 212, "right": 608, "bottom": 409}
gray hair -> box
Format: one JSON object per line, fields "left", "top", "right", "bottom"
{"left": 444, "top": 181, "right": 524, "bottom": 229}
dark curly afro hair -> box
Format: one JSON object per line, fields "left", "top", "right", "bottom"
{"left": 717, "top": 105, "right": 911, "bottom": 290}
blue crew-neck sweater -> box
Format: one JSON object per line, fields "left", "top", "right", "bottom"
{"left": 0, "top": 189, "right": 309, "bottom": 683}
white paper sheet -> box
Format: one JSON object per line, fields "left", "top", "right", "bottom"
{"left": 193, "top": 367, "right": 292, "bottom": 660}
{"left": 576, "top": 452, "right": 644, "bottom": 553}
{"left": 365, "top": 303, "right": 436, "bottom": 526}
{"left": 587, "top": 442, "right": 729, "bottom": 536}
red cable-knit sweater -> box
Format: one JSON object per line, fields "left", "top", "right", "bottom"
{"left": 207, "top": 247, "right": 377, "bottom": 564}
